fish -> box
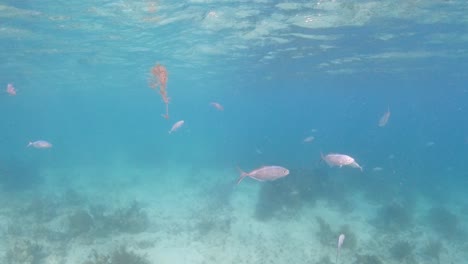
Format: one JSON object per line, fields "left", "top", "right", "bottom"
{"left": 321, "top": 153, "right": 363, "bottom": 171}
{"left": 236, "top": 165, "right": 289, "bottom": 184}
{"left": 303, "top": 136, "right": 315, "bottom": 143}
{"left": 336, "top": 233, "right": 345, "bottom": 264}
{"left": 378, "top": 107, "right": 391, "bottom": 127}
{"left": 210, "top": 102, "right": 224, "bottom": 111}
{"left": 372, "top": 167, "right": 383, "bottom": 172}
{"left": 27, "top": 140, "right": 52, "bottom": 149}
{"left": 426, "top": 141, "right": 435, "bottom": 147}
{"left": 6, "top": 83, "right": 16, "bottom": 96}
{"left": 169, "top": 120, "right": 184, "bottom": 134}
{"left": 255, "top": 146, "right": 263, "bottom": 155}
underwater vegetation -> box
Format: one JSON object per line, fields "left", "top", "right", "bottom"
{"left": 21, "top": 194, "right": 59, "bottom": 223}
{"left": 389, "top": 240, "right": 415, "bottom": 264}
{"left": 68, "top": 209, "right": 94, "bottom": 236}
{"left": 254, "top": 179, "right": 303, "bottom": 221}
{"left": 69, "top": 201, "right": 150, "bottom": 238}
{"left": 316, "top": 216, "right": 334, "bottom": 247}
{"left": 0, "top": 158, "right": 41, "bottom": 191}
{"left": 201, "top": 179, "right": 235, "bottom": 211}
{"left": 371, "top": 201, "right": 412, "bottom": 232}
{"left": 108, "top": 201, "right": 150, "bottom": 234}
{"left": 427, "top": 206, "right": 464, "bottom": 239}
{"left": 5, "top": 239, "right": 46, "bottom": 264}
{"left": 315, "top": 217, "right": 358, "bottom": 250}
{"left": 337, "top": 225, "right": 357, "bottom": 250}
{"left": 83, "top": 246, "right": 150, "bottom": 264}
{"left": 254, "top": 168, "right": 344, "bottom": 221}
{"left": 194, "top": 215, "right": 231, "bottom": 238}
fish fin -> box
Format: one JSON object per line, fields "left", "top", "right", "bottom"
{"left": 236, "top": 166, "right": 249, "bottom": 185}
{"left": 352, "top": 162, "right": 363, "bottom": 171}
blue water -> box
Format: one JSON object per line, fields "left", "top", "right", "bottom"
{"left": 1, "top": 1, "right": 468, "bottom": 263}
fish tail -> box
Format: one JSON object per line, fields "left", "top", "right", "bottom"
{"left": 27, "top": 142, "right": 32, "bottom": 147}
{"left": 236, "top": 166, "right": 249, "bottom": 185}
{"left": 320, "top": 151, "right": 327, "bottom": 162}
{"left": 355, "top": 162, "right": 364, "bottom": 172}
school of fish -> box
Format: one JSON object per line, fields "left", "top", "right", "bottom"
{"left": 3, "top": 65, "right": 401, "bottom": 263}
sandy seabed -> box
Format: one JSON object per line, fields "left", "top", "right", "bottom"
{"left": 1, "top": 164, "right": 467, "bottom": 264}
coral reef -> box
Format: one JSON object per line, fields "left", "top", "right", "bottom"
{"left": 83, "top": 246, "right": 150, "bottom": 264}
{"left": 5, "top": 240, "right": 46, "bottom": 264}
{"left": 389, "top": 240, "right": 415, "bottom": 263}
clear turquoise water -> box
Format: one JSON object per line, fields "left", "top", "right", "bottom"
{"left": 1, "top": 1, "right": 467, "bottom": 263}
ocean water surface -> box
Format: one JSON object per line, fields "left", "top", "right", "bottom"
{"left": 1, "top": 0, "right": 468, "bottom": 263}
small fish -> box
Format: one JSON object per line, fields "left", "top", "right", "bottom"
{"left": 378, "top": 107, "right": 391, "bottom": 127}
{"left": 426, "top": 141, "right": 435, "bottom": 147}
{"left": 27, "top": 140, "right": 52, "bottom": 149}
{"left": 210, "top": 102, "right": 224, "bottom": 111}
{"left": 336, "top": 234, "right": 345, "bottom": 264}
{"left": 303, "top": 136, "right": 315, "bottom": 143}
{"left": 321, "top": 153, "right": 363, "bottom": 171}
{"left": 255, "top": 147, "right": 263, "bottom": 155}
{"left": 372, "top": 167, "right": 383, "bottom": 172}
{"left": 169, "top": 120, "right": 184, "bottom": 134}
{"left": 236, "top": 165, "right": 289, "bottom": 184}
{"left": 6, "top": 83, "right": 16, "bottom": 96}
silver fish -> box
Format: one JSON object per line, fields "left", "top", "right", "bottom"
{"left": 303, "top": 136, "right": 315, "bottom": 143}
{"left": 237, "top": 165, "right": 289, "bottom": 184}
{"left": 378, "top": 107, "right": 391, "bottom": 127}
{"left": 27, "top": 140, "right": 52, "bottom": 149}
{"left": 169, "top": 120, "right": 184, "bottom": 134}
{"left": 322, "top": 153, "right": 363, "bottom": 171}
{"left": 336, "top": 233, "right": 345, "bottom": 264}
